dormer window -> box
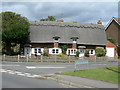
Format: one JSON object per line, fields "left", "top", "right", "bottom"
{"left": 70, "top": 37, "right": 79, "bottom": 43}
{"left": 53, "top": 36, "right": 60, "bottom": 42}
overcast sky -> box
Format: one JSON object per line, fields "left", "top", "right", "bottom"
{"left": 1, "top": 2, "right": 118, "bottom": 26}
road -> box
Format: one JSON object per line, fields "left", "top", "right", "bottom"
{"left": 0, "top": 61, "right": 118, "bottom": 88}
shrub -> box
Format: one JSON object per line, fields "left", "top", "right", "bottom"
{"left": 57, "top": 53, "right": 67, "bottom": 57}
{"left": 95, "top": 47, "right": 106, "bottom": 57}
{"left": 85, "top": 50, "right": 89, "bottom": 57}
{"left": 76, "top": 51, "right": 80, "bottom": 57}
{"left": 43, "top": 50, "right": 48, "bottom": 56}
{"left": 60, "top": 45, "right": 68, "bottom": 54}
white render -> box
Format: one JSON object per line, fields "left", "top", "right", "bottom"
{"left": 106, "top": 47, "right": 114, "bottom": 57}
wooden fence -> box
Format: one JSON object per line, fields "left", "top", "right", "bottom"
{"left": 1, "top": 54, "right": 120, "bottom": 63}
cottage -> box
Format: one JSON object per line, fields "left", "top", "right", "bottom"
{"left": 24, "top": 21, "right": 107, "bottom": 57}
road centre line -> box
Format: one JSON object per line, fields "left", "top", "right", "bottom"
{"left": 26, "top": 66, "right": 66, "bottom": 69}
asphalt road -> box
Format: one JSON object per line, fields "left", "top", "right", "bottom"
{"left": 1, "top": 61, "right": 119, "bottom": 88}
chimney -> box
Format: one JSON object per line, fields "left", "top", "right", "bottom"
{"left": 57, "top": 18, "right": 64, "bottom": 22}
{"left": 97, "top": 20, "right": 102, "bottom": 25}
{"left": 60, "top": 18, "right": 64, "bottom": 22}
{"left": 71, "top": 37, "right": 79, "bottom": 49}
{"left": 53, "top": 36, "right": 60, "bottom": 48}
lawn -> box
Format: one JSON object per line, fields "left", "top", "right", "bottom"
{"left": 56, "top": 65, "right": 120, "bottom": 84}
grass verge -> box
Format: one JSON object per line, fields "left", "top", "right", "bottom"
{"left": 56, "top": 65, "right": 120, "bottom": 84}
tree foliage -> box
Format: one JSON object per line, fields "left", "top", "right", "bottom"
{"left": 2, "top": 11, "right": 30, "bottom": 55}
{"left": 40, "top": 16, "right": 56, "bottom": 21}
{"left": 95, "top": 47, "right": 106, "bottom": 57}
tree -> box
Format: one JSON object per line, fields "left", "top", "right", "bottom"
{"left": 2, "top": 11, "right": 30, "bottom": 55}
{"left": 40, "top": 16, "right": 56, "bottom": 21}
{"left": 95, "top": 47, "right": 106, "bottom": 57}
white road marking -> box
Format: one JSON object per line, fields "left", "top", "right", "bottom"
{"left": 0, "top": 69, "right": 41, "bottom": 78}
{"left": 17, "top": 73, "right": 26, "bottom": 76}
{"left": 0, "top": 65, "right": 20, "bottom": 66}
{"left": 93, "top": 64, "right": 107, "bottom": 65}
{"left": 14, "top": 71, "right": 22, "bottom": 74}
{"left": 26, "top": 66, "right": 66, "bottom": 69}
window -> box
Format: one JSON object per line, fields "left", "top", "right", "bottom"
{"left": 56, "top": 49, "right": 59, "bottom": 53}
{"left": 91, "top": 50, "right": 93, "bottom": 54}
{"left": 34, "top": 49, "right": 37, "bottom": 53}
{"left": 68, "top": 50, "right": 70, "bottom": 55}
{"left": 89, "top": 49, "right": 95, "bottom": 55}
{"left": 51, "top": 48, "right": 61, "bottom": 54}
{"left": 52, "top": 49, "right": 55, "bottom": 53}
{"left": 38, "top": 49, "right": 41, "bottom": 53}
{"left": 71, "top": 50, "right": 73, "bottom": 54}
{"left": 67, "top": 49, "right": 77, "bottom": 55}
{"left": 33, "top": 48, "right": 44, "bottom": 54}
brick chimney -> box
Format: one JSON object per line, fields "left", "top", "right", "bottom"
{"left": 57, "top": 18, "right": 64, "bottom": 22}
{"left": 71, "top": 37, "right": 79, "bottom": 49}
{"left": 97, "top": 20, "right": 102, "bottom": 25}
{"left": 53, "top": 36, "right": 60, "bottom": 48}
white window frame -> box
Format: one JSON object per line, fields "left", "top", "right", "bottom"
{"left": 49, "top": 48, "right": 62, "bottom": 54}
{"left": 66, "top": 49, "right": 77, "bottom": 55}
{"left": 31, "top": 48, "right": 44, "bottom": 54}
{"left": 89, "top": 49, "right": 95, "bottom": 55}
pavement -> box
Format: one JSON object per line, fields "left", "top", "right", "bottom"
{"left": 45, "top": 74, "right": 118, "bottom": 88}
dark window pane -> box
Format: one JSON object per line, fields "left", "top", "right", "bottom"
{"left": 52, "top": 49, "right": 55, "bottom": 53}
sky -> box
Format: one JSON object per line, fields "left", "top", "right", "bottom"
{"left": 1, "top": 1, "right": 119, "bottom": 26}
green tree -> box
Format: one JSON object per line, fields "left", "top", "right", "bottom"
{"left": 2, "top": 11, "right": 30, "bottom": 55}
{"left": 60, "top": 45, "right": 68, "bottom": 54}
{"left": 40, "top": 16, "right": 56, "bottom": 21}
{"left": 95, "top": 47, "right": 106, "bottom": 57}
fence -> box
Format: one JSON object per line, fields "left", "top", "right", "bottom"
{"left": 1, "top": 54, "right": 120, "bottom": 63}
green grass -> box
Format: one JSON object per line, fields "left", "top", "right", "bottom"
{"left": 56, "top": 65, "right": 120, "bottom": 84}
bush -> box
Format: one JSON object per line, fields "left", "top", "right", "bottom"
{"left": 85, "top": 50, "right": 89, "bottom": 57}
{"left": 43, "top": 51, "right": 48, "bottom": 56}
{"left": 57, "top": 53, "right": 67, "bottom": 57}
{"left": 76, "top": 51, "right": 80, "bottom": 57}
{"left": 60, "top": 45, "right": 68, "bottom": 54}
{"left": 95, "top": 47, "right": 106, "bottom": 57}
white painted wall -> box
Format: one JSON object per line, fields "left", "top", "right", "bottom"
{"left": 106, "top": 47, "right": 114, "bottom": 57}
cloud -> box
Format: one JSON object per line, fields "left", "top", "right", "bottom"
{"left": 2, "top": 2, "right": 118, "bottom": 26}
